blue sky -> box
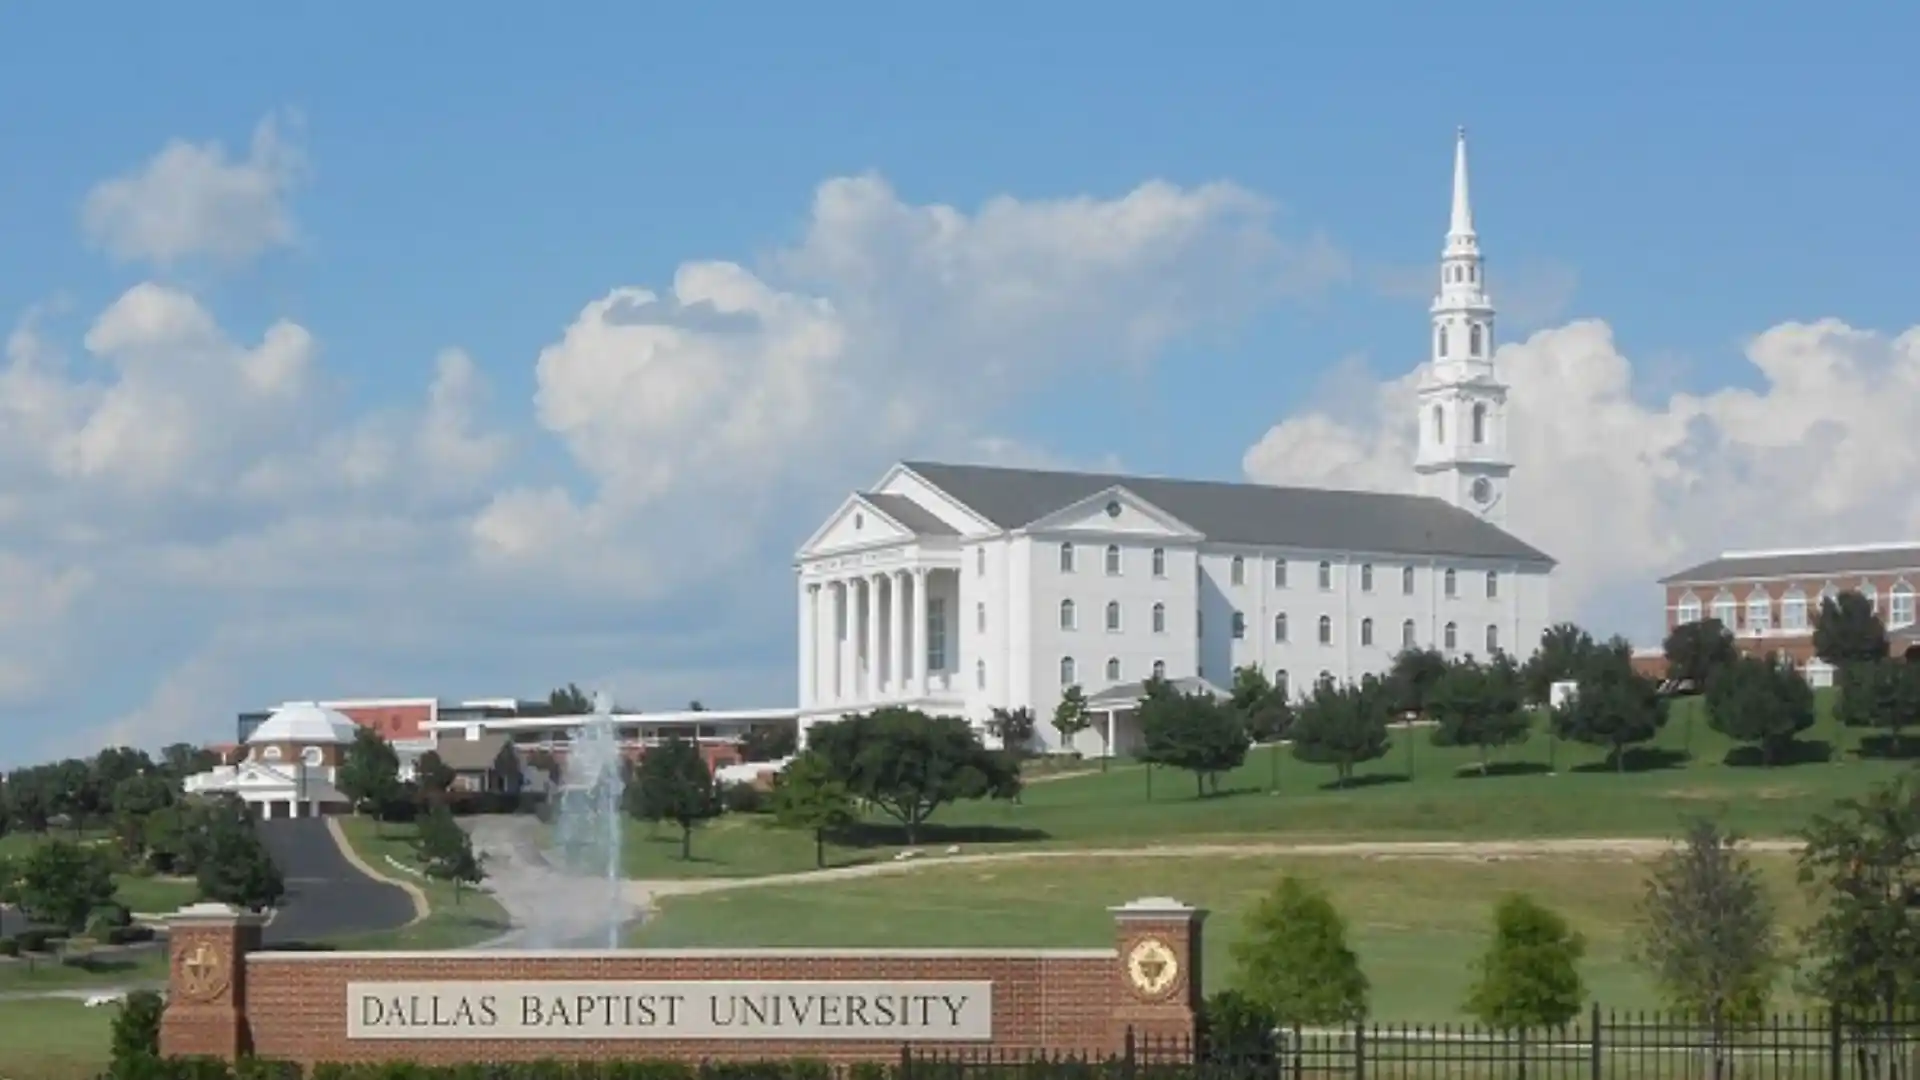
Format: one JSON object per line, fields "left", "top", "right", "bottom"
{"left": 0, "top": 4, "right": 1914, "bottom": 766}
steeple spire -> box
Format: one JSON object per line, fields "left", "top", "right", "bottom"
{"left": 1449, "top": 126, "right": 1474, "bottom": 238}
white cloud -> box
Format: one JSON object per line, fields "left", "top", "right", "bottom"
{"left": 1244, "top": 318, "right": 1920, "bottom": 640}
{"left": 81, "top": 113, "right": 304, "bottom": 267}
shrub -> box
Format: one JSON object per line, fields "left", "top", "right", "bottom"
{"left": 16, "top": 928, "right": 59, "bottom": 953}
{"left": 91, "top": 901, "right": 134, "bottom": 933}
{"left": 1202, "top": 988, "right": 1280, "bottom": 1063}
{"left": 0, "top": 936, "right": 17, "bottom": 956}
{"left": 720, "top": 781, "right": 766, "bottom": 814}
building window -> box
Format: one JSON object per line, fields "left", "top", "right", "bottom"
{"left": 1432, "top": 404, "right": 1445, "bottom": 444}
{"left": 1361, "top": 564, "right": 1374, "bottom": 592}
{"left": 1059, "top": 543, "right": 1076, "bottom": 573}
{"left": 927, "top": 598, "right": 947, "bottom": 670}
{"left": 1317, "top": 670, "right": 1334, "bottom": 687}
{"left": 1470, "top": 324, "right": 1484, "bottom": 356}
{"left": 1152, "top": 603, "right": 1167, "bottom": 633}
{"left": 1060, "top": 599, "right": 1077, "bottom": 631}
{"left": 1106, "top": 657, "right": 1121, "bottom": 682}
{"left": 1861, "top": 583, "right": 1880, "bottom": 613}
{"left": 1444, "top": 569, "right": 1457, "bottom": 597}
{"left": 1106, "top": 601, "right": 1122, "bottom": 632}
{"left": 1060, "top": 657, "right": 1076, "bottom": 686}
{"left": 1819, "top": 585, "right": 1839, "bottom": 611}
{"left": 1781, "top": 589, "right": 1808, "bottom": 631}
{"left": 1106, "top": 545, "right": 1122, "bottom": 576}
{"left": 975, "top": 660, "right": 986, "bottom": 689}
{"left": 1402, "top": 619, "right": 1416, "bottom": 648}
{"left": 1197, "top": 610, "right": 1204, "bottom": 637}
{"left": 1891, "top": 583, "right": 1916, "bottom": 627}
{"left": 1274, "top": 613, "right": 1289, "bottom": 642}
{"left": 1318, "top": 561, "right": 1333, "bottom": 590}
{"left": 1274, "top": 670, "right": 1290, "bottom": 699}
{"left": 1444, "top": 621, "right": 1458, "bottom": 651}
{"left": 1472, "top": 403, "right": 1487, "bottom": 444}
{"left": 1232, "top": 611, "right": 1246, "bottom": 639}
{"left": 976, "top": 547, "right": 986, "bottom": 576}
{"left": 302, "top": 746, "right": 324, "bottom": 767}
{"left": 1746, "top": 592, "right": 1772, "bottom": 632}
{"left": 976, "top": 602, "right": 986, "bottom": 633}
{"left": 1152, "top": 659, "right": 1166, "bottom": 679}
{"left": 1360, "top": 618, "right": 1374, "bottom": 647}
{"left": 1318, "top": 615, "right": 1333, "bottom": 645}
{"left": 1485, "top": 624, "right": 1500, "bottom": 654}
{"left": 1275, "top": 560, "right": 1289, "bottom": 588}
{"left": 1437, "top": 326, "right": 1449, "bottom": 357}
{"left": 1230, "top": 556, "right": 1246, "bottom": 586}
{"left": 1677, "top": 594, "right": 1703, "bottom": 624}
{"left": 1711, "top": 592, "right": 1738, "bottom": 628}
{"left": 1152, "top": 548, "right": 1166, "bottom": 577}
{"left": 1402, "top": 566, "right": 1415, "bottom": 594}
{"left": 1485, "top": 571, "right": 1498, "bottom": 599}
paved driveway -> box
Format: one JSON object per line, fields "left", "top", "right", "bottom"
{"left": 256, "top": 818, "right": 415, "bottom": 946}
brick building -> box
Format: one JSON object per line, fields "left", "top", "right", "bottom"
{"left": 1659, "top": 542, "right": 1920, "bottom": 683}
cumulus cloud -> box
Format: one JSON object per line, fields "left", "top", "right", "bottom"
{"left": 81, "top": 113, "right": 304, "bottom": 267}
{"left": 1244, "top": 318, "right": 1920, "bottom": 640}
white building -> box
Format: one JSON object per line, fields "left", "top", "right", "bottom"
{"left": 793, "top": 130, "right": 1556, "bottom": 754}
{"left": 183, "top": 701, "right": 356, "bottom": 818}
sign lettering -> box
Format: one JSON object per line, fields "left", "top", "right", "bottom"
{"left": 346, "top": 980, "right": 993, "bottom": 1041}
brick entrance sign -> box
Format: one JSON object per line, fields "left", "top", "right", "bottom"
{"left": 158, "top": 897, "right": 1205, "bottom": 1067}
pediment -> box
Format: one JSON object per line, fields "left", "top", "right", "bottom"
{"left": 797, "top": 494, "right": 912, "bottom": 558}
{"left": 1024, "top": 485, "right": 1201, "bottom": 540}
{"left": 233, "top": 763, "right": 296, "bottom": 787}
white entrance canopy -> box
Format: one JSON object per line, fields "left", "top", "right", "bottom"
{"left": 1080, "top": 677, "right": 1228, "bottom": 758}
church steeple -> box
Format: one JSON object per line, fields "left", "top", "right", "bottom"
{"left": 1415, "top": 127, "right": 1513, "bottom": 525}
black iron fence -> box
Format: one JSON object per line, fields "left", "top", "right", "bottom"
{"left": 900, "top": 1011, "right": 1920, "bottom": 1080}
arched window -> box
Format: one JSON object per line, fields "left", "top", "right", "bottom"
{"left": 1470, "top": 324, "right": 1484, "bottom": 356}
{"left": 1437, "top": 326, "right": 1449, "bottom": 356}
{"left": 1230, "top": 556, "right": 1245, "bottom": 586}
{"left": 1485, "top": 624, "right": 1500, "bottom": 654}
{"left": 1444, "top": 622, "right": 1459, "bottom": 651}
{"left": 1106, "top": 601, "right": 1122, "bottom": 632}
{"left": 1402, "top": 619, "right": 1416, "bottom": 648}
{"left": 1151, "top": 548, "right": 1166, "bottom": 577}
{"left": 1274, "top": 613, "right": 1289, "bottom": 642}
{"left": 1152, "top": 602, "right": 1166, "bottom": 633}
{"left": 1780, "top": 589, "right": 1807, "bottom": 630}
{"left": 1106, "top": 657, "right": 1121, "bottom": 682}
{"left": 1360, "top": 618, "right": 1374, "bottom": 647}
{"left": 1402, "top": 565, "right": 1415, "bottom": 594}
{"left": 1444, "top": 568, "right": 1457, "bottom": 597}
{"left": 975, "top": 660, "right": 986, "bottom": 689}
{"left": 1432, "top": 404, "right": 1446, "bottom": 444}
{"left": 1360, "top": 564, "right": 1374, "bottom": 591}
{"left": 262, "top": 746, "right": 282, "bottom": 761}
{"left": 1105, "top": 545, "right": 1121, "bottom": 575}
{"left": 1861, "top": 583, "right": 1880, "bottom": 614}
{"left": 1231, "top": 611, "right": 1247, "bottom": 639}
{"left": 1318, "top": 561, "right": 1333, "bottom": 590}
{"left": 1152, "top": 659, "right": 1166, "bottom": 679}
{"left": 1711, "top": 591, "right": 1738, "bottom": 627}
{"left": 1472, "top": 403, "right": 1487, "bottom": 444}
{"left": 1892, "top": 582, "right": 1917, "bottom": 628}
{"left": 1059, "top": 599, "right": 1076, "bottom": 630}
{"left": 1059, "top": 543, "right": 1075, "bottom": 573}
{"left": 1746, "top": 591, "right": 1773, "bottom": 632}
{"left": 302, "top": 746, "right": 324, "bottom": 767}
{"left": 1274, "top": 670, "right": 1290, "bottom": 699}
{"left": 1059, "top": 657, "right": 1076, "bottom": 686}
{"left": 1677, "top": 593, "right": 1703, "bottom": 623}
{"left": 976, "top": 547, "right": 986, "bottom": 576}
{"left": 1318, "top": 615, "right": 1333, "bottom": 645}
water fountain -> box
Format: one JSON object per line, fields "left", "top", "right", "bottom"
{"left": 522, "top": 691, "right": 629, "bottom": 948}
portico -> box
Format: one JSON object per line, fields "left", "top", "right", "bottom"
{"left": 799, "top": 558, "right": 962, "bottom": 711}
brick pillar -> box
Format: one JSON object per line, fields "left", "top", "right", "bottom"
{"left": 1107, "top": 896, "right": 1206, "bottom": 1053}
{"left": 158, "top": 902, "right": 267, "bottom": 1061}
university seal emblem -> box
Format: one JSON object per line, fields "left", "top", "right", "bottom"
{"left": 1125, "top": 937, "right": 1179, "bottom": 998}
{"left": 177, "top": 941, "right": 230, "bottom": 1002}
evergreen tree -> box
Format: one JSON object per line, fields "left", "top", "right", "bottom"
{"left": 1551, "top": 644, "right": 1667, "bottom": 771}
{"left": 768, "top": 751, "right": 857, "bottom": 868}
{"left": 1814, "top": 590, "right": 1890, "bottom": 667}
{"left": 15, "top": 839, "right": 116, "bottom": 933}
{"left": 1052, "top": 686, "right": 1093, "bottom": 753}
{"left": 1230, "top": 876, "right": 1369, "bottom": 1025}
{"left": 416, "top": 802, "right": 485, "bottom": 903}
{"left": 1464, "top": 894, "right": 1587, "bottom": 1029}
{"left": 1662, "top": 618, "right": 1739, "bottom": 693}
{"left": 1138, "top": 690, "right": 1250, "bottom": 797}
{"left": 1289, "top": 677, "right": 1390, "bottom": 787}
{"left": 195, "top": 802, "right": 284, "bottom": 912}
{"left": 1427, "top": 657, "right": 1531, "bottom": 774}
{"left": 1835, "top": 659, "right": 1920, "bottom": 756}
{"left": 1704, "top": 653, "right": 1815, "bottom": 765}
{"left": 629, "top": 737, "right": 720, "bottom": 859}
{"left": 336, "top": 727, "right": 403, "bottom": 819}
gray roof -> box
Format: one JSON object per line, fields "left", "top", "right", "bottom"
{"left": 862, "top": 492, "right": 959, "bottom": 537}
{"left": 1087, "top": 676, "right": 1227, "bottom": 708}
{"left": 903, "top": 461, "right": 1552, "bottom": 564}
{"left": 1660, "top": 545, "right": 1920, "bottom": 585}
{"left": 432, "top": 733, "right": 515, "bottom": 772}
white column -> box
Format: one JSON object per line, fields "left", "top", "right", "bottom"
{"left": 834, "top": 580, "right": 850, "bottom": 702}
{"left": 890, "top": 569, "right": 907, "bottom": 698}
{"left": 913, "top": 567, "right": 931, "bottom": 696}
{"left": 800, "top": 583, "right": 818, "bottom": 707}
{"left": 864, "top": 574, "right": 882, "bottom": 700}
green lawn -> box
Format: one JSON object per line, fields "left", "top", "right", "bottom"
{"left": 622, "top": 694, "right": 1908, "bottom": 879}
{"left": 0, "top": 998, "right": 116, "bottom": 1079}
{"left": 332, "top": 817, "right": 512, "bottom": 949}
{"left": 0, "top": 829, "right": 203, "bottom": 913}
{"left": 633, "top": 851, "right": 1815, "bottom": 1021}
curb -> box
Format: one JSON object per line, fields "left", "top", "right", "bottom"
{"left": 325, "top": 818, "right": 430, "bottom": 927}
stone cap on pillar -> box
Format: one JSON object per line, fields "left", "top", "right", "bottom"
{"left": 167, "top": 902, "right": 270, "bottom": 928}
{"left": 1109, "top": 896, "right": 1207, "bottom": 921}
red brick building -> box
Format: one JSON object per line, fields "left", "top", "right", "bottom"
{"left": 1659, "top": 543, "right": 1920, "bottom": 681}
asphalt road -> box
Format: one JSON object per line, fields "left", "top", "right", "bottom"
{"left": 256, "top": 818, "right": 415, "bottom": 946}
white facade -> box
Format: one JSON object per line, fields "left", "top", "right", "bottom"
{"left": 183, "top": 701, "right": 356, "bottom": 818}
{"left": 792, "top": 130, "right": 1555, "bottom": 754}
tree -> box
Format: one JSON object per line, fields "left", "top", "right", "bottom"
{"left": 195, "top": 799, "right": 284, "bottom": 912}
{"left": 548, "top": 683, "right": 594, "bottom": 714}
{"left": 1052, "top": 686, "right": 1093, "bottom": 754}
{"left": 985, "top": 707, "right": 1038, "bottom": 758}
{"left": 416, "top": 802, "right": 485, "bottom": 903}
{"left": 1635, "top": 819, "right": 1780, "bottom": 1036}
{"left": 158, "top": 743, "right": 218, "bottom": 783}
{"left": 1289, "top": 677, "right": 1390, "bottom": 787}
{"left": 1814, "top": 590, "right": 1890, "bottom": 667}
{"left": 1663, "top": 617, "right": 1739, "bottom": 692}
{"left": 1551, "top": 645, "right": 1667, "bottom": 771}
{"left": 413, "top": 751, "right": 455, "bottom": 806}
{"left": 109, "top": 772, "right": 175, "bottom": 858}
{"left": 1387, "top": 647, "right": 1451, "bottom": 716}
{"left": 1796, "top": 772, "right": 1920, "bottom": 1021}
{"left": 768, "top": 751, "right": 857, "bottom": 868}
{"left": 1427, "top": 657, "right": 1531, "bottom": 773}
{"left": 805, "top": 708, "right": 1022, "bottom": 844}
{"left": 1704, "top": 653, "right": 1815, "bottom": 765}
{"left": 1138, "top": 690, "right": 1250, "bottom": 797}
{"left": 1520, "top": 623, "right": 1599, "bottom": 705}
{"left": 337, "top": 727, "right": 404, "bottom": 818}
{"left": 1230, "top": 876, "right": 1369, "bottom": 1025}
{"left": 15, "top": 839, "right": 116, "bottom": 933}
{"left": 1464, "top": 894, "right": 1587, "bottom": 1029}
{"left": 628, "top": 738, "right": 720, "bottom": 859}
{"left": 111, "top": 990, "right": 166, "bottom": 1073}
{"left": 1227, "top": 666, "right": 1293, "bottom": 743}
{"left": 1835, "top": 659, "right": 1920, "bottom": 755}
{"left": 738, "top": 724, "right": 798, "bottom": 763}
